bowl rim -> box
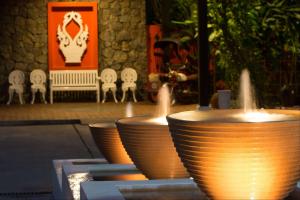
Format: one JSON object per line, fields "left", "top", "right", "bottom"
{"left": 89, "top": 122, "right": 116, "bottom": 128}
{"left": 116, "top": 115, "right": 168, "bottom": 126}
{"left": 167, "top": 109, "right": 300, "bottom": 124}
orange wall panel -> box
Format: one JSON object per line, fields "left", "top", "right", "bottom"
{"left": 147, "top": 25, "right": 162, "bottom": 73}
{"left": 48, "top": 2, "right": 98, "bottom": 70}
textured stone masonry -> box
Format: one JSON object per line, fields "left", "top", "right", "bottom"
{"left": 0, "top": 0, "right": 147, "bottom": 103}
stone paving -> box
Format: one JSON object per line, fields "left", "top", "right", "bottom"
{"left": 0, "top": 102, "right": 300, "bottom": 199}
{"left": 0, "top": 101, "right": 196, "bottom": 199}
{"left": 0, "top": 102, "right": 197, "bottom": 124}
{"left": 0, "top": 124, "right": 99, "bottom": 198}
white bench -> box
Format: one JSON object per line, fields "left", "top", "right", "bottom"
{"left": 49, "top": 70, "right": 100, "bottom": 104}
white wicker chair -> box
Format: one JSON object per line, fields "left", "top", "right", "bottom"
{"left": 100, "top": 68, "right": 118, "bottom": 103}
{"left": 7, "top": 70, "right": 25, "bottom": 105}
{"left": 121, "top": 68, "right": 137, "bottom": 103}
{"left": 30, "top": 69, "right": 47, "bottom": 104}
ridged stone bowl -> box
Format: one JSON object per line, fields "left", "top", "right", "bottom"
{"left": 167, "top": 109, "right": 300, "bottom": 200}
{"left": 89, "top": 122, "right": 132, "bottom": 164}
{"left": 116, "top": 116, "right": 189, "bottom": 179}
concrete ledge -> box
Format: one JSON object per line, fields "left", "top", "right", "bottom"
{"left": 62, "top": 163, "right": 143, "bottom": 200}
{"left": 53, "top": 159, "right": 144, "bottom": 200}
{"left": 52, "top": 158, "right": 107, "bottom": 200}
{"left": 80, "top": 179, "right": 207, "bottom": 200}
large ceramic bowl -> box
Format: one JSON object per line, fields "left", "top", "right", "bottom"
{"left": 89, "top": 123, "right": 132, "bottom": 164}
{"left": 116, "top": 116, "right": 189, "bottom": 179}
{"left": 167, "top": 109, "right": 300, "bottom": 200}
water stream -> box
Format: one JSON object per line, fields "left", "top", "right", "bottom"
{"left": 156, "top": 84, "right": 171, "bottom": 117}
{"left": 126, "top": 102, "right": 133, "bottom": 117}
{"left": 239, "top": 69, "right": 256, "bottom": 112}
{"left": 237, "top": 69, "right": 288, "bottom": 122}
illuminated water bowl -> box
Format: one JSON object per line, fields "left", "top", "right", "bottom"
{"left": 89, "top": 123, "right": 132, "bottom": 164}
{"left": 116, "top": 116, "right": 189, "bottom": 179}
{"left": 167, "top": 109, "right": 300, "bottom": 200}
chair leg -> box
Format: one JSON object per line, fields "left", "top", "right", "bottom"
{"left": 6, "top": 89, "right": 14, "bottom": 105}
{"left": 18, "top": 92, "right": 24, "bottom": 105}
{"left": 121, "top": 89, "right": 126, "bottom": 103}
{"left": 112, "top": 88, "right": 118, "bottom": 103}
{"left": 31, "top": 89, "right": 36, "bottom": 104}
{"left": 41, "top": 91, "right": 47, "bottom": 104}
{"left": 102, "top": 90, "right": 107, "bottom": 103}
{"left": 132, "top": 88, "right": 137, "bottom": 103}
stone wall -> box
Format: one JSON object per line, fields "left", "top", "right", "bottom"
{"left": 99, "top": 0, "right": 147, "bottom": 100}
{"left": 0, "top": 0, "right": 147, "bottom": 103}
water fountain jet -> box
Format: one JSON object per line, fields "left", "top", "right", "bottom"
{"left": 239, "top": 69, "right": 256, "bottom": 112}
{"left": 116, "top": 84, "right": 189, "bottom": 179}
{"left": 167, "top": 69, "right": 300, "bottom": 199}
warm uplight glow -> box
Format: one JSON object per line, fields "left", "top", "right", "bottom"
{"left": 167, "top": 68, "right": 300, "bottom": 199}
{"left": 116, "top": 116, "right": 189, "bottom": 179}
{"left": 89, "top": 123, "right": 132, "bottom": 164}
{"left": 167, "top": 109, "right": 300, "bottom": 200}
{"left": 147, "top": 117, "right": 168, "bottom": 125}
{"left": 235, "top": 111, "right": 288, "bottom": 122}
{"left": 116, "top": 82, "right": 188, "bottom": 179}
{"left": 94, "top": 174, "right": 147, "bottom": 181}
{"left": 203, "top": 147, "right": 276, "bottom": 199}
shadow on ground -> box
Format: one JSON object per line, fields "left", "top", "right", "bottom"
{"left": 0, "top": 124, "right": 102, "bottom": 199}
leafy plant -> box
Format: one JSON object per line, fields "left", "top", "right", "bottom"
{"left": 148, "top": 0, "right": 300, "bottom": 106}
{"left": 208, "top": 0, "right": 300, "bottom": 106}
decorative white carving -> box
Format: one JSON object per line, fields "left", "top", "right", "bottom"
{"left": 57, "top": 11, "right": 89, "bottom": 64}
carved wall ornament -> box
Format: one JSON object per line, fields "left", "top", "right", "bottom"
{"left": 57, "top": 11, "right": 89, "bottom": 64}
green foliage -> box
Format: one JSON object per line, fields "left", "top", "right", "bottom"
{"left": 149, "top": 0, "right": 199, "bottom": 34}
{"left": 207, "top": 0, "right": 300, "bottom": 106}
{"left": 149, "top": 0, "right": 300, "bottom": 106}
